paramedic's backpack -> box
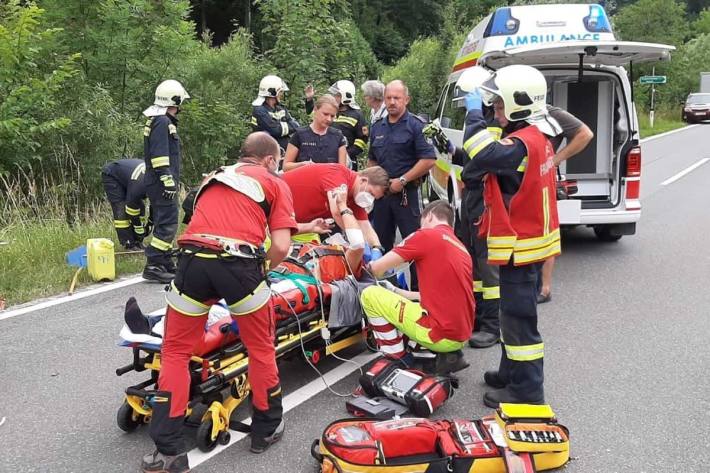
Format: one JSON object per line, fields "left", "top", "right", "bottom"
{"left": 312, "top": 405, "right": 570, "bottom": 473}
{"left": 278, "top": 243, "right": 350, "bottom": 283}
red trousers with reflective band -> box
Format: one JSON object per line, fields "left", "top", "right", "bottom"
{"left": 159, "top": 302, "right": 278, "bottom": 417}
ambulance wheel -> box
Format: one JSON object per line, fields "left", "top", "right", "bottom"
{"left": 594, "top": 226, "right": 622, "bottom": 242}
{"left": 196, "top": 419, "right": 219, "bottom": 452}
{"left": 117, "top": 401, "right": 142, "bottom": 432}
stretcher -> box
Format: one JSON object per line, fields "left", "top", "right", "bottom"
{"left": 115, "top": 248, "right": 366, "bottom": 452}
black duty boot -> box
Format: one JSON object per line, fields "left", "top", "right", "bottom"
{"left": 483, "top": 370, "right": 507, "bottom": 389}
{"left": 140, "top": 450, "right": 190, "bottom": 473}
{"left": 469, "top": 331, "right": 500, "bottom": 349}
{"left": 250, "top": 419, "right": 285, "bottom": 454}
{"left": 483, "top": 387, "right": 544, "bottom": 409}
{"left": 435, "top": 350, "right": 470, "bottom": 375}
{"left": 143, "top": 264, "right": 175, "bottom": 284}
{"left": 124, "top": 297, "right": 150, "bottom": 334}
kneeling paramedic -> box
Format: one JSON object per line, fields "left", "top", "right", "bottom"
{"left": 101, "top": 158, "right": 150, "bottom": 250}
{"left": 141, "top": 132, "right": 298, "bottom": 473}
{"left": 360, "top": 201, "right": 474, "bottom": 374}
{"left": 462, "top": 65, "right": 561, "bottom": 408}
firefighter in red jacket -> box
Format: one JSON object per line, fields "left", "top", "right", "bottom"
{"left": 141, "top": 132, "right": 299, "bottom": 473}
{"left": 461, "top": 65, "right": 560, "bottom": 408}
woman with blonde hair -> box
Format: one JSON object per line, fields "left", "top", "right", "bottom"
{"left": 282, "top": 94, "right": 348, "bottom": 171}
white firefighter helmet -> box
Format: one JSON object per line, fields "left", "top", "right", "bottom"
{"left": 453, "top": 66, "right": 492, "bottom": 100}
{"left": 479, "top": 65, "right": 561, "bottom": 136}
{"left": 252, "top": 75, "right": 289, "bottom": 106}
{"left": 328, "top": 80, "right": 359, "bottom": 109}
{"left": 144, "top": 80, "right": 190, "bottom": 117}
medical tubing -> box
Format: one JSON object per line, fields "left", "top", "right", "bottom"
{"left": 274, "top": 289, "right": 354, "bottom": 398}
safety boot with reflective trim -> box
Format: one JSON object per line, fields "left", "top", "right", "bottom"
{"left": 250, "top": 419, "right": 285, "bottom": 454}
{"left": 143, "top": 264, "right": 175, "bottom": 284}
{"left": 140, "top": 450, "right": 189, "bottom": 473}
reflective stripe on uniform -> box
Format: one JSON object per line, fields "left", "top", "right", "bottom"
{"left": 354, "top": 138, "right": 367, "bottom": 149}
{"left": 143, "top": 119, "right": 152, "bottom": 137}
{"left": 486, "top": 235, "right": 517, "bottom": 248}
{"left": 473, "top": 280, "right": 483, "bottom": 292}
{"left": 250, "top": 116, "right": 257, "bottom": 126}
{"left": 516, "top": 156, "right": 528, "bottom": 173}
{"left": 514, "top": 241, "right": 561, "bottom": 264}
{"left": 150, "top": 236, "right": 173, "bottom": 251}
{"left": 151, "top": 156, "right": 170, "bottom": 168}
{"left": 280, "top": 122, "right": 289, "bottom": 137}
{"left": 505, "top": 342, "right": 544, "bottom": 361}
{"left": 166, "top": 282, "right": 210, "bottom": 317}
{"left": 134, "top": 226, "right": 145, "bottom": 235}
{"left": 229, "top": 280, "right": 270, "bottom": 316}
{"left": 114, "top": 219, "right": 130, "bottom": 229}
{"left": 131, "top": 163, "right": 146, "bottom": 180}
{"left": 335, "top": 115, "right": 358, "bottom": 127}
{"left": 487, "top": 126, "right": 503, "bottom": 141}
{"left": 125, "top": 206, "right": 141, "bottom": 216}
{"left": 482, "top": 285, "right": 500, "bottom": 300}
{"left": 463, "top": 129, "right": 495, "bottom": 159}
{"left": 514, "top": 229, "right": 560, "bottom": 251}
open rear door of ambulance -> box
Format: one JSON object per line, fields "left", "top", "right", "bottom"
{"left": 478, "top": 40, "right": 674, "bottom": 225}
{"left": 477, "top": 40, "right": 674, "bottom": 69}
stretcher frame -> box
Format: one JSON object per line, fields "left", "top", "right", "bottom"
{"left": 115, "top": 303, "right": 366, "bottom": 452}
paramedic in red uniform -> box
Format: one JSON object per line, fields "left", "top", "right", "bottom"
{"left": 462, "top": 65, "right": 561, "bottom": 407}
{"left": 281, "top": 163, "right": 389, "bottom": 248}
{"left": 141, "top": 132, "right": 299, "bottom": 473}
{"left": 360, "top": 200, "right": 474, "bottom": 374}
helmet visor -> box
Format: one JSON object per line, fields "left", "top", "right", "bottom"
{"left": 479, "top": 74, "right": 500, "bottom": 106}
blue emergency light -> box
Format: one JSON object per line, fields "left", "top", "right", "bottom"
{"left": 486, "top": 7, "right": 520, "bottom": 37}
{"left": 584, "top": 4, "right": 612, "bottom": 33}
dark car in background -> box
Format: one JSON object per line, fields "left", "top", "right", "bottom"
{"left": 682, "top": 93, "right": 710, "bottom": 123}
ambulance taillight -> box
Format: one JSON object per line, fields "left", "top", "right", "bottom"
{"left": 624, "top": 146, "right": 641, "bottom": 208}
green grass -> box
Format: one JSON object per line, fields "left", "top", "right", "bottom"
{"left": 0, "top": 217, "right": 145, "bottom": 307}
{"left": 638, "top": 111, "right": 686, "bottom": 138}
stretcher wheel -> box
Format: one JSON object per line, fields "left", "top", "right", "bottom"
{"left": 116, "top": 401, "right": 142, "bottom": 432}
{"left": 196, "top": 419, "right": 219, "bottom": 452}
{"left": 218, "top": 431, "right": 231, "bottom": 445}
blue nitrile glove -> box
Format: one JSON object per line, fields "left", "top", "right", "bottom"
{"left": 371, "top": 247, "right": 384, "bottom": 261}
{"left": 447, "top": 140, "right": 456, "bottom": 154}
{"left": 464, "top": 90, "right": 482, "bottom": 113}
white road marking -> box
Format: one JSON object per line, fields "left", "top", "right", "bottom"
{"left": 0, "top": 276, "right": 145, "bottom": 321}
{"left": 187, "top": 351, "right": 379, "bottom": 468}
{"left": 0, "top": 417, "right": 5, "bottom": 427}
{"left": 660, "top": 158, "right": 710, "bottom": 186}
{"left": 640, "top": 124, "right": 700, "bottom": 143}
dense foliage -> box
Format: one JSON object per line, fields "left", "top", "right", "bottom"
{"left": 1, "top": 0, "right": 708, "bottom": 225}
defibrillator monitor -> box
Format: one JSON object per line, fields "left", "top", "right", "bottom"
{"left": 380, "top": 369, "right": 422, "bottom": 402}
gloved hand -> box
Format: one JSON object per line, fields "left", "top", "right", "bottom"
{"left": 160, "top": 174, "right": 178, "bottom": 200}
{"left": 447, "top": 140, "right": 456, "bottom": 155}
{"left": 464, "top": 89, "right": 483, "bottom": 112}
{"left": 370, "top": 246, "right": 384, "bottom": 261}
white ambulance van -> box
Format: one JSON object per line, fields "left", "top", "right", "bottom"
{"left": 431, "top": 3, "right": 674, "bottom": 241}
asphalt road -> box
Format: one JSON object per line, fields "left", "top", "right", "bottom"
{"left": 1, "top": 124, "right": 709, "bottom": 472}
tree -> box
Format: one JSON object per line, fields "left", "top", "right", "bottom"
{"left": 692, "top": 8, "right": 710, "bottom": 35}
{"left": 613, "top": 0, "right": 688, "bottom": 46}
{"left": 0, "top": 1, "right": 80, "bottom": 173}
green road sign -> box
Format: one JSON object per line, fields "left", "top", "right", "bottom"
{"left": 639, "top": 75, "right": 667, "bottom": 84}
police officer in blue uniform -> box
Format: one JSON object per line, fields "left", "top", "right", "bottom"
{"left": 142, "top": 79, "right": 190, "bottom": 284}
{"left": 101, "top": 158, "right": 150, "bottom": 250}
{"left": 367, "top": 80, "right": 436, "bottom": 290}
{"left": 251, "top": 75, "right": 300, "bottom": 152}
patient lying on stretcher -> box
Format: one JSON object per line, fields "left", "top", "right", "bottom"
{"left": 119, "top": 191, "right": 420, "bottom": 357}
